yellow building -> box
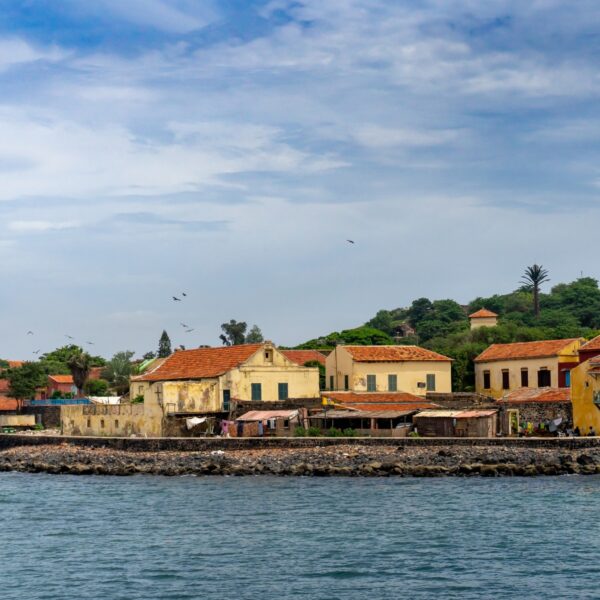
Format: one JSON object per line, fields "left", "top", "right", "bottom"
{"left": 325, "top": 345, "right": 452, "bottom": 395}
{"left": 474, "top": 338, "right": 582, "bottom": 399}
{"left": 571, "top": 337, "right": 600, "bottom": 435}
{"left": 62, "top": 342, "right": 320, "bottom": 437}
{"left": 469, "top": 308, "right": 498, "bottom": 330}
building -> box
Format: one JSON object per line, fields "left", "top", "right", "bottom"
{"left": 413, "top": 409, "right": 498, "bottom": 438}
{"left": 44, "top": 375, "right": 77, "bottom": 399}
{"left": 469, "top": 308, "right": 498, "bottom": 330}
{"left": 280, "top": 349, "right": 327, "bottom": 367}
{"left": 497, "top": 387, "right": 572, "bottom": 436}
{"left": 62, "top": 342, "right": 320, "bottom": 437}
{"left": 325, "top": 345, "right": 452, "bottom": 395}
{"left": 474, "top": 338, "right": 582, "bottom": 399}
{"left": 578, "top": 335, "right": 600, "bottom": 365}
{"left": 571, "top": 355, "right": 600, "bottom": 435}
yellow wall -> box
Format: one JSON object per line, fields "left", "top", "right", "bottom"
{"left": 325, "top": 346, "right": 452, "bottom": 395}
{"left": 572, "top": 360, "right": 600, "bottom": 434}
{"left": 61, "top": 403, "right": 163, "bottom": 437}
{"left": 470, "top": 317, "right": 497, "bottom": 330}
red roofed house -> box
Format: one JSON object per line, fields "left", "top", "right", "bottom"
{"left": 280, "top": 349, "right": 326, "bottom": 367}
{"left": 578, "top": 335, "right": 600, "bottom": 365}
{"left": 469, "top": 308, "right": 498, "bottom": 330}
{"left": 474, "top": 338, "right": 583, "bottom": 399}
{"left": 44, "top": 375, "right": 77, "bottom": 399}
{"left": 0, "top": 361, "right": 24, "bottom": 411}
{"left": 62, "top": 343, "right": 320, "bottom": 437}
{"left": 325, "top": 345, "right": 452, "bottom": 395}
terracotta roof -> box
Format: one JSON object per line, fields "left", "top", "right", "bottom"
{"left": 6, "top": 361, "right": 23, "bottom": 369}
{"left": 498, "top": 387, "right": 571, "bottom": 404}
{"left": 48, "top": 375, "right": 74, "bottom": 384}
{"left": 415, "top": 409, "right": 497, "bottom": 418}
{"left": 469, "top": 308, "right": 498, "bottom": 319}
{"left": 135, "top": 344, "right": 264, "bottom": 382}
{"left": 474, "top": 339, "right": 581, "bottom": 363}
{"left": 346, "top": 402, "right": 438, "bottom": 412}
{"left": 281, "top": 350, "right": 326, "bottom": 367}
{"left": 342, "top": 345, "right": 451, "bottom": 362}
{"left": 0, "top": 397, "right": 17, "bottom": 411}
{"left": 323, "top": 391, "right": 426, "bottom": 404}
{"left": 581, "top": 335, "right": 600, "bottom": 353}
{"left": 88, "top": 367, "right": 104, "bottom": 380}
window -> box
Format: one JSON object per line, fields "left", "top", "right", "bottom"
{"left": 344, "top": 375, "right": 349, "bottom": 390}
{"left": 264, "top": 350, "right": 273, "bottom": 362}
{"left": 251, "top": 383, "right": 262, "bottom": 401}
{"left": 538, "top": 368, "right": 551, "bottom": 387}
{"left": 223, "top": 389, "right": 231, "bottom": 411}
{"left": 502, "top": 370, "right": 510, "bottom": 390}
{"left": 100, "top": 419, "right": 105, "bottom": 429}
{"left": 115, "top": 420, "right": 119, "bottom": 428}
{"left": 329, "top": 375, "right": 334, "bottom": 390}
{"left": 565, "top": 371, "right": 571, "bottom": 387}
{"left": 366, "top": 374, "right": 376, "bottom": 392}
{"left": 426, "top": 374, "right": 436, "bottom": 391}
{"left": 483, "top": 371, "right": 491, "bottom": 389}
{"left": 87, "top": 418, "right": 91, "bottom": 428}
{"left": 388, "top": 374, "right": 398, "bottom": 392}
{"left": 278, "top": 383, "right": 288, "bottom": 400}
{"left": 521, "top": 369, "right": 529, "bottom": 387}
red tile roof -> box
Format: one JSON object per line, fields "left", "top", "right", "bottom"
{"left": 348, "top": 402, "right": 439, "bottom": 412}
{"left": 0, "top": 397, "right": 17, "bottom": 411}
{"left": 469, "top": 308, "right": 498, "bottom": 319}
{"left": 343, "top": 345, "right": 451, "bottom": 362}
{"left": 6, "top": 361, "right": 23, "bottom": 368}
{"left": 474, "top": 339, "right": 581, "bottom": 363}
{"left": 581, "top": 335, "right": 600, "bottom": 353}
{"left": 498, "top": 387, "right": 571, "bottom": 404}
{"left": 135, "top": 344, "right": 264, "bottom": 382}
{"left": 323, "top": 391, "right": 426, "bottom": 404}
{"left": 281, "top": 350, "right": 326, "bottom": 367}
{"left": 49, "top": 375, "right": 74, "bottom": 384}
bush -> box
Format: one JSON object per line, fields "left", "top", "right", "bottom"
{"left": 327, "top": 427, "right": 344, "bottom": 437}
{"left": 294, "top": 426, "right": 307, "bottom": 437}
{"left": 408, "top": 430, "right": 420, "bottom": 438}
{"left": 342, "top": 428, "right": 358, "bottom": 437}
{"left": 84, "top": 378, "right": 109, "bottom": 396}
{"left": 306, "top": 426, "right": 322, "bottom": 437}
{"left": 131, "top": 395, "right": 144, "bottom": 404}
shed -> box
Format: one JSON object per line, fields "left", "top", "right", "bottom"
{"left": 413, "top": 409, "right": 498, "bottom": 438}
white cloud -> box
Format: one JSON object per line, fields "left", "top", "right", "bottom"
{"left": 8, "top": 220, "right": 80, "bottom": 232}
{"left": 0, "top": 38, "right": 66, "bottom": 71}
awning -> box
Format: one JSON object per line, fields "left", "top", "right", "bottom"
{"left": 236, "top": 410, "right": 299, "bottom": 422}
{"left": 309, "top": 409, "right": 417, "bottom": 419}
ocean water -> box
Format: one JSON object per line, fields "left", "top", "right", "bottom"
{"left": 0, "top": 473, "right": 598, "bottom": 600}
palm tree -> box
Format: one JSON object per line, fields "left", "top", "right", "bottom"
{"left": 520, "top": 264, "right": 550, "bottom": 318}
{"left": 67, "top": 351, "right": 91, "bottom": 398}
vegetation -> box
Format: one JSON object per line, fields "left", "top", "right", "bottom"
{"left": 0, "top": 362, "right": 46, "bottom": 408}
{"left": 39, "top": 345, "right": 105, "bottom": 375}
{"left": 102, "top": 351, "right": 135, "bottom": 395}
{"left": 67, "top": 350, "right": 91, "bottom": 397}
{"left": 219, "top": 320, "right": 265, "bottom": 345}
{"left": 520, "top": 264, "right": 550, "bottom": 318}
{"left": 297, "top": 326, "right": 393, "bottom": 349}
{"left": 157, "top": 331, "right": 172, "bottom": 358}
{"left": 245, "top": 325, "right": 264, "bottom": 343}
{"left": 84, "top": 379, "right": 109, "bottom": 396}
{"left": 131, "top": 395, "right": 144, "bottom": 404}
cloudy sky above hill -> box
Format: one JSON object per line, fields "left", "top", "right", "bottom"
{"left": 1, "top": 0, "right": 599, "bottom": 358}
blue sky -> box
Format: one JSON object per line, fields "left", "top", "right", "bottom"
{"left": 1, "top": 0, "right": 600, "bottom": 358}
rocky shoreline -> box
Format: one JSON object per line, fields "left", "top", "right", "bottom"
{"left": 2, "top": 443, "right": 600, "bottom": 476}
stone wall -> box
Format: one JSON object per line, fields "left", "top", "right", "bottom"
{"left": 21, "top": 406, "right": 61, "bottom": 428}
{"left": 1, "top": 433, "right": 600, "bottom": 452}
{"left": 503, "top": 402, "right": 572, "bottom": 427}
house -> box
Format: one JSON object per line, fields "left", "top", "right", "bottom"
{"left": 309, "top": 391, "right": 440, "bottom": 437}
{"left": 571, "top": 355, "right": 600, "bottom": 435}
{"left": 496, "top": 387, "right": 571, "bottom": 436}
{"left": 412, "top": 409, "right": 498, "bottom": 438}
{"left": 231, "top": 409, "right": 302, "bottom": 437}
{"left": 469, "top": 308, "right": 498, "bottom": 330}
{"left": 44, "top": 375, "right": 77, "bottom": 399}
{"left": 62, "top": 342, "right": 320, "bottom": 437}
{"left": 325, "top": 345, "right": 452, "bottom": 395}
{"left": 280, "top": 349, "right": 327, "bottom": 367}
{"left": 578, "top": 335, "right": 600, "bottom": 365}
{"left": 474, "top": 338, "right": 583, "bottom": 399}
{"left": 0, "top": 360, "right": 23, "bottom": 411}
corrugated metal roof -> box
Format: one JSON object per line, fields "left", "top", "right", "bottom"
{"left": 310, "top": 409, "right": 417, "bottom": 419}
{"left": 415, "top": 409, "right": 497, "bottom": 419}
{"left": 236, "top": 410, "right": 298, "bottom": 421}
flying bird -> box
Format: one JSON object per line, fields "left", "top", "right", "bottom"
{"left": 180, "top": 322, "right": 189, "bottom": 328}
{"left": 86, "top": 341, "right": 94, "bottom": 345}
{"left": 172, "top": 296, "right": 181, "bottom": 302}
{"left": 346, "top": 239, "right": 355, "bottom": 244}
{"left": 65, "top": 334, "right": 74, "bottom": 340}
{"left": 185, "top": 328, "right": 195, "bottom": 333}
{"left": 26, "top": 331, "right": 34, "bottom": 335}
{"left": 182, "top": 292, "right": 187, "bottom": 297}
{"left": 32, "top": 349, "right": 40, "bottom": 354}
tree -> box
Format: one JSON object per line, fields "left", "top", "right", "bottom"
{"left": 245, "top": 325, "right": 264, "bottom": 343}
{"left": 84, "top": 379, "right": 109, "bottom": 396}
{"left": 67, "top": 351, "right": 91, "bottom": 397}
{"left": 157, "top": 330, "right": 172, "bottom": 358}
{"left": 220, "top": 320, "right": 247, "bottom": 346}
{"left": 142, "top": 351, "right": 156, "bottom": 360}
{"left": 520, "top": 264, "right": 550, "bottom": 318}
{"left": 40, "top": 344, "right": 105, "bottom": 375}
{"left": 102, "top": 351, "right": 135, "bottom": 396}
{"left": 1, "top": 362, "right": 47, "bottom": 409}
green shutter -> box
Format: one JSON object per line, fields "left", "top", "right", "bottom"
{"left": 251, "top": 383, "right": 262, "bottom": 401}
{"left": 278, "top": 383, "right": 288, "bottom": 400}
{"left": 223, "top": 389, "right": 231, "bottom": 411}
{"left": 388, "top": 374, "right": 397, "bottom": 392}
{"left": 426, "top": 374, "right": 436, "bottom": 391}
{"left": 367, "top": 374, "right": 376, "bottom": 392}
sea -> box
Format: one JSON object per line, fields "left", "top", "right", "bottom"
{"left": 0, "top": 472, "right": 597, "bottom": 599}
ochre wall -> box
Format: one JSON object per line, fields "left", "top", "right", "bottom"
{"left": 325, "top": 346, "right": 452, "bottom": 395}
{"left": 572, "top": 360, "right": 600, "bottom": 434}
{"left": 470, "top": 317, "right": 497, "bottom": 330}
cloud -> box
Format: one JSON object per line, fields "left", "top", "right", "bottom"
{"left": 0, "top": 37, "right": 66, "bottom": 71}
{"left": 8, "top": 220, "right": 80, "bottom": 233}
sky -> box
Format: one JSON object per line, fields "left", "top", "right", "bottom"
{"left": 1, "top": 0, "right": 600, "bottom": 359}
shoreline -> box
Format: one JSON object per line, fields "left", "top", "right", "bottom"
{"left": 2, "top": 442, "right": 600, "bottom": 477}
